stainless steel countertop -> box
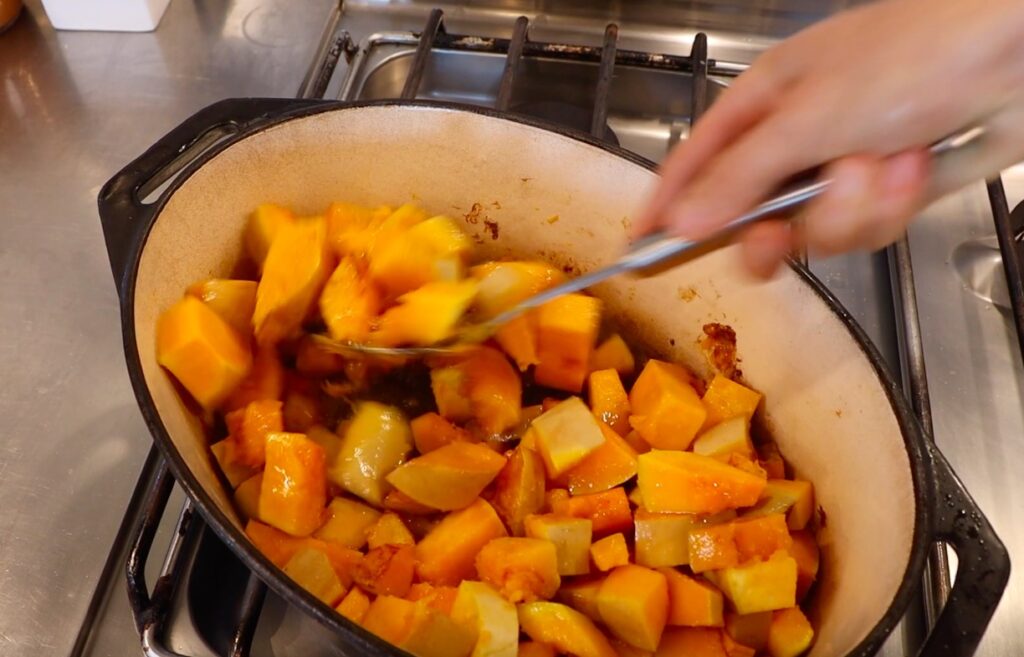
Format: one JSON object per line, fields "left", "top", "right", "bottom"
{"left": 1, "top": 1, "right": 1022, "bottom": 656}
{"left": 0, "top": 1, "right": 333, "bottom": 654}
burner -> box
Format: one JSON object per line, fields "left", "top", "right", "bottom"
{"left": 510, "top": 100, "right": 619, "bottom": 146}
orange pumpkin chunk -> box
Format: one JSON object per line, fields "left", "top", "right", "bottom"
{"left": 788, "top": 530, "right": 820, "bottom": 601}
{"left": 226, "top": 399, "right": 283, "bottom": 468}
{"left": 222, "top": 344, "right": 285, "bottom": 412}
{"left": 415, "top": 498, "right": 508, "bottom": 585}
{"left": 336, "top": 586, "right": 372, "bottom": 624}
{"left": 362, "top": 595, "right": 476, "bottom": 657}
{"left": 637, "top": 451, "right": 766, "bottom": 515}
{"left": 524, "top": 514, "right": 592, "bottom": 576}
{"left": 560, "top": 424, "right": 638, "bottom": 496}
{"left": 314, "top": 496, "right": 381, "bottom": 549}
{"left": 628, "top": 360, "right": 706, "bottom": 450}
{"left": 384, "top": 489, "right": 439, "bottom": 516}
{"left": 732, "top": 514, "right": 793, "bottom": 562}
{"left": 563, "top": 488, "right": 633, "bottom": 536}
{"left": 245, "top": 519, "right": 308, "bottom": 567}
{"left": 476, "top": 537, "right": 561, "bottom": 603}
{"left": 366, "top": 512, "right": 416, "bottom": 549}
{"left": 319, "top": 257, "right": 380, "bottom": 343}
{"left": 284, "top": 546, "right": 348, "bottom": 606}
{"left": 518, "top": 642, "right": 556, "bottom": 657}
{"left": 186, "top": 278, "right": 258, "bottom": 337}
{"left": 659, "top": 568, "right": 724, "bottom": 627}
{"left": 588, "top": 369, "right": 631, "bottom": 436}
{"left": 431, "top": 346, "right": 523, "bottom": 435}
{"left": 492, "top": 445, "right": 547, "bottom": 536}
{"left": 411, "top": 412, "right": 474, "bottom": 454}
{"left": 495, "top": 314, "right": 540, "bottom": 371}
{"left": 407, "top": 582, "right": 459, "bottom": 615}
{"left": 517, "top": 602, "right": 618, "bottom": 657}
{"left": 701, "top": 375, "right": 762, "bottom": 429}
{"left": 711, "top": 552, "right": 797, "bottom": 614}
{"left": 590, "top": 533, "right": 630, "bottom": 572}
{"left": 258, "top": 432, "right": 326, "bottom": 537}
{"left": 596, "top": 564, "right": 669, "bottom": 651}
{"left": 372, "top": 280, "right": 478, "bottom": 347}
{"left": 688, "top": 524, "right": 739, "bottom": 574}
{"left": 386, "top": 441, "right": 506, "bottom": 511}
{"left": 157, "top": 295, "right": 253, "bottom": 409}
{"left": 534, "top": 293, "right": 602, "bottom": 393}
{"left": 354, "top": 544, "right": 416, "bottom": 597}
{"left": 556, "top": 576, "right": 605, "bottom": 621}
{"left": 590, "top": 334, "right": 635, "bottom": 376}
{"left": 767, "top": 607, "right": 814, "bottom": 657}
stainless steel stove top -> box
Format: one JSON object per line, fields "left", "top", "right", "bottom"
{"left": 4, "top": 2, "right": 1022, "bottom": 657}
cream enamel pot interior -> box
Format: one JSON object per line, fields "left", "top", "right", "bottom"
{"left": 98, "top": 98, "right": 1009, "bottom": 657}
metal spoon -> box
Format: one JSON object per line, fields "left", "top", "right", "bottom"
{"left": 314, "top": 127, "right": 988, "bottom": 359}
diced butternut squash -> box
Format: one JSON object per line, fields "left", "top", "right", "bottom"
{"left": 452, "top": 580, "right": 519, "bottom": 657}
{"left": 431, "top": 347, "right": 523, "bottom": 436}
{"left": 362, "top": 595, "right": 476, "bottom": 657}
{"left": 655, "top": 628, "right": 727, "bottom": 657}
{"left": 724, "top": 612, "right": 772, "bottom": 652}
{"left": 556, "top": 576, "right": 605, "bottom": 621}
{"left": 471, "top": 260, "right": 567, "bottom": 317}
{"left": 407, "top": 583, "right": 459, "bottom": 615}
{"left": 325, "top": 201, "right": 376, "bottom": 257}
{"left": 416, "top": 498, "right": 509, "bottom": 585}
{"left": 222, "top": 344, "right": 285, "bottom": 412}
{"left": 284, "top": 546, "right": 348, "bottom": 606}
{"left": 412, "top": 412, "right": 474, "bottom": 454}
{"left": 687, "top": 524, "right": 739, "bottom": 574}
{"left": 693, "top": 418, "right": 755, "bottom": 462}
{"left": 259, "top": 432, "right": 326, "bottom": 537}
{"left": 589, "top": 369, "right": 631, "bottom": 436}
{"left": 596, "top": 565, "right": 668, "bottom": 651}
{"left": 659, "top": 568, "right": 724, "bottom": 627}
{"left": 544, "top": 489, "right": 571, "bottom": 514}
{"left": 387, "top": 441, "right": 506, "bottom": 511}
{"left": 226, "top": 399, "right": 283, "bottom": 468}
{"left": 524, "top": 514, "right": 592, "bottom": 576}
{"left": 319, "top": 257, "right": 380, "bottom": 343}
{"left": 634, "top": 510, "right": 697, "bottom": 568}
{"left": 354, "top": 544, "right": 416, "bottom": 597}
{"left": 767, "top": 607, "right": 814, "bottom": 657}
{"left": 590, "top": 334, "right": 635, "bottom": 377}
{"left": 492, "top": 445, "right": 547, "bottom": 536}
{"left": 518, "top": 642, "right": 556, "bottom": 657}
{"left": 701, "top": 376, "right": 762, "bottom": 429}
{"left": 384, "top": 489, "right": 439, "bottom": 516}
{"left": 712, "top": 552, "right": 797, "bottom": 614}
{"left": 560, "top": 424, "right": 638, "bottom": 496}
{"left": 369, "top": 215, "right": 470, "bottom": 297}
{"left": 628, "top": 361, "right": 705, "bottom": 450}
{"left": 789, "top": 531, "right": 819, "bottom": 601}
{"left": 637, "top": 451, "right": 766, "bottom": 515}
{"left": 157, "top": 295, "right": 253, "bottom": 409}
{"left": 622, "top": 430, "right": 652, "bottom": 455}
{"left": 372, "top": 280, "right": 478, "bottom": 347}
{"left": 246, "top": 203, "right": 294, "bottom": 268}
{"left": 495, "top": 314, "right": 539, "bottom": 371}
{"left": 245, "top": 519, "right": 308, "bottom": 567}
{"left": 187, "top": 279, "right": 258, "bottom": 337}
{"left": 234, "top": 472, "right": 262, "bottom": 520}
{"left": 534, "top": 294, "right": 602, "bottom": 393}
{"left": 366, "top": 512, "right": 415, "bottom": 549}
{"left": 590, "top": 533, "right": 629, "bottom": 572}
{"left": 531, "top": 397, "right": 607, "bottom": 478}
{"left": 563, "top": 488, "right": 633, "bottom": 536}
{"left": 517, "top": 602, "right": 618, "bottom": 657}
{"left": 732, "top": 515, "right": 792, "bottom": 562}
{"left": 253, "top": 216, "right": 331, "bottom": 345}
{"left": 476, "top": 537, "right": 561, "bottom": 603}
{"left": 319, "top": 542, "right": 364, "bottom": 587}
{"left": 744, "top": 480, "right": 814, "bottom": 531}
{"left": 336, "top": 586, "right": 372, "bottom": 624}
{"left": 329, "top": 401, "right": 413, "bottom": 506}
{"left": 758, "top": 444, "right": 787, "bottom": 480}
{"left": 211, "top": 439, "right": 258, "bottom": 488}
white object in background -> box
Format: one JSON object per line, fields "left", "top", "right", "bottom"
{"left": 40, "top": 0, "right": 171, "bottom": 32}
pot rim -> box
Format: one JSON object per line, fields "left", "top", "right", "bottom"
{"left": 115, "top": 98, "right": 932, "bottom": 657}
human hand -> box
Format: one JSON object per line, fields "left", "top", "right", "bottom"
{"left": 635, "top": 0, "right": 1024, "bottom": 277}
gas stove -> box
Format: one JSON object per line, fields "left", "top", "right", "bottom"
{"left": 65, "top": 3, "right": 1024, "bottom": 657}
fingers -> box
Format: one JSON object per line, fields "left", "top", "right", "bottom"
{"left": 633, "top": 62, "right": 788, "bottom": 237}
{"left": 740, "top": 220, "right": 793, "bottom": 279}
{"left": 801, "top": 150, "right": 929, "bottom": 257}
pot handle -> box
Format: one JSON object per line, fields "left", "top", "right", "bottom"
{"left": 97, "top": 97, "right": 331, "bottom": 295}
{"left": 918, "top": 446, "right": 1010, "bottom": 656}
